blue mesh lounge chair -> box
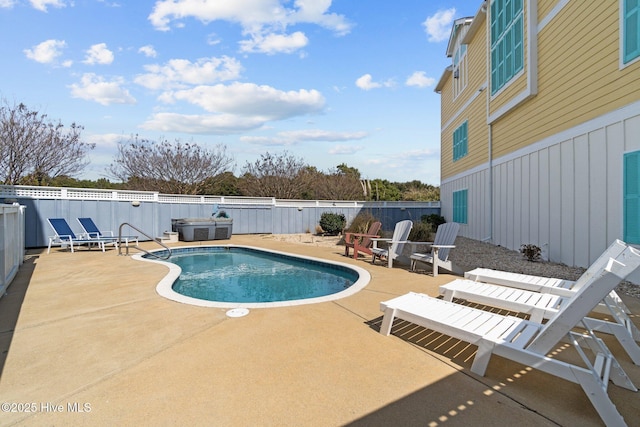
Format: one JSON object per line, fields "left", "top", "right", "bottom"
{"left": 77, "top": 217, "right": 138, "bottom": 248}
{"left": 47, "top": 218, "right": 109, "bottom": 253}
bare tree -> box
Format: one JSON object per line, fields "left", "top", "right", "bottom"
{"left": 239, "top": 151, "right": 310, "bottom": 198}
{"left": 305, "top": 165, "right": 364, "bottom": 200}
{"left": 108, "top": 136, "right": 235, "bottom": 194}
{"left": 0, "top": 100, "right": 94, "bottom": 185}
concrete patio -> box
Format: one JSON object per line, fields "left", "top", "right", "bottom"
{"left": 0, "top": 235, "right": 639, "bottom": 426}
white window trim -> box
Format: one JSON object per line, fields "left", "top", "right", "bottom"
{"left": 488, "top": 0, "right": 538, "bottom": 124}
{"left": 452, "top": 27, "right": 469, "bottom": 100}
{"left": 620, "top": 0, "right": 640, "bottom": 69}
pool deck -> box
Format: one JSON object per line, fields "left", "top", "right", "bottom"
{"left": 1, "top": 235, "right": 639, "bottom": 426}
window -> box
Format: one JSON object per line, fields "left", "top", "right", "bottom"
{"left": 452, "top": 189, "right": 468, "bottom": 224}
{"left": 624, "top": 151, "right": 640, "bottom": 244}
{"left": 624, "top": 0, "right": 640, "bottom": 64}
{"left": 490, "top": 0, "right": 524, "bottom": 94}
{"left": 453, "top": 121, "right": 468, "bottom": 161}
{"left": 452, "top": 28, "right": 468, "bottom": 98}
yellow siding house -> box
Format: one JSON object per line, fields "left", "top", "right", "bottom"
{"left": 437, "top": 0, "right": 640, "bottom": 267}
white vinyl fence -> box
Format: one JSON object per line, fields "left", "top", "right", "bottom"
{"left": 0, "top": 204, "right": 25, "bottom": 299}
{"left": 0, "top": 185, "right": 441, "bottom": 249}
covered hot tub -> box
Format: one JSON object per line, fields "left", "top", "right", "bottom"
{"left": 173, "top": 218, "right": 233, "bottom": 241}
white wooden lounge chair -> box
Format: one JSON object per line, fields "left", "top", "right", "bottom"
{"left": 458, "top": 240, "right": 640, "bottom": 361}
{"left": 464, "top": 239, "right": 631, "bottom": 307}
{"left": 47, "top": 218, "right": 107, "bottom": 253}
{"left": 439, "top": 277, "right": 640, "bottom": 365}
{"left": 379, "top": 246, "right": 640, "bottom": 427}
{"left": 408, "top": 222, "right": 460, "bottom": 276}
{"left": 370, "top": 220, "right": 413, "bottom": 268}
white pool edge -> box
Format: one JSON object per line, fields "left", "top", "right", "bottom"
{"left": 132, "top": 244, "right": 371, "bottom": 309}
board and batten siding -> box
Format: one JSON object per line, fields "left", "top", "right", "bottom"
{"left": 440, "top": 166, "right": 491, "bottom": 242}
{"left": 442, "top": 101, "right": 640, "bottom": 268}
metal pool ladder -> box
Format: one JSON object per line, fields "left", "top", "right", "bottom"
{"left": 118, "top": 222, "right": 172, "bottom": 259}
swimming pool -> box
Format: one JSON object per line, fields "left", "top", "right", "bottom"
{"left": 134, "top": 245, "right": 370, "bottom": 308}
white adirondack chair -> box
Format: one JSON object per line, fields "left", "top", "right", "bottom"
{"left": 408, "top": 222, "right": 460, "bottom": 276}
{"left": 370, "top": 220, "right": 413, "bottom": 268}
{"left": 379, "top": 246, "right": 640, "bottom": 427}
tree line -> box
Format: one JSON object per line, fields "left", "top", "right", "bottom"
{"left": 0, "top": 99, "right": 439, "bottom": 201}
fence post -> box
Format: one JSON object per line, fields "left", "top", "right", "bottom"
{"left": 0, "top": 204, "right": 25, "bottom": 300}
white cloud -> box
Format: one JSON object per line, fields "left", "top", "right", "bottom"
{"left": 355, "top": 74, "right": 394, "bottom": 91}
{"left": 405, "top": 71, "right": 435, "bottom": 88}
{"left": 393, "top": 148, "right": 439, "bottom": 160}
{"left": 355, "top": 74, "right": 379, "bottom": 90}
{"left": 328, "top": 144, "right": 364, "bottom": 155}
{"left": 83, "top": 43, "right": 115, "bottom": 65}
{"left": 207, "top": 34, "right": 222, "bottom": 45}
{"left": 294, "top": 0, "right": 352, "bottom": 35}
{"left": 138, "top": 45, "right": 157, "bottom": 58}
{"left": 240, "top": 135, "right": 289, "bottom": 146}
{"left": 69, "top": 73, "right": 136, "bottom": 106}
{"left": 143, "top": 83, "right": 325, "bottom": 134}
{"left": 162, "top": 82, "right": 325, "bottom": 120}
{"left": 148, "top": 0, "right": 350, "bottom": 56}
{"left": 29, "top": 0, "right": 66, "bottom": 12}
{"left": 141, "top": 112, "right": 265, "bottom": 134}
{"left": 279, "top": 129, "right": 367, "bottom": 141}
{"left": 24, "top": 39, "right": 70, "bottom": 66}
{"left": 97, "top": 0, "right": 121, "bottom": 7}
{"left": 241, "top": 129, "right": 368, "bottom": 146}
{"left": 148, "top": 0, "right": 351, "bottom": 33}
{"left": 0, "top": 0, "right": 16, "bottom": 8}
{"left": 358, "top": 149, "right": 440, "bottom": 182}
{"left": 423, "top": 8, "right": 456, "bottom": 42}
{"left": 86, "top": 133, "right": 125, "bottom": 149}
{"left": 135, "top": 56, "right": 242, "bottom": 90}
{"left": 239, "top": 31, "right": 309, "bottom": 55}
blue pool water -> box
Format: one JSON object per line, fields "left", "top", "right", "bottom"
{"left": 140, "top": 246, "right": 368, "bottom": 307}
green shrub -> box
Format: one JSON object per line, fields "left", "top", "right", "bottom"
{"left": 319, "top": 212, "right": 346, "bottom": 235}
{"left": 408, "top": 221, "right": 432, "bottom": 242}
{"left": 421, "top": 213, "right": 446, "bottom": 232}
{"left": 345, "top": 212, "right": 379, "bottom": 234}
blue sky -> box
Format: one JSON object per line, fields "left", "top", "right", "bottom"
{"left": 0, "top": 0, "right": 480, "bottom": 185}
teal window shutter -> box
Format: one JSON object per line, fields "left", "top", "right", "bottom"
{"left": 624, "top": 0, "right": 640, "bottom": 64}
{"left": 452, "top": 121, "right": 468, "bottom": 161}
{"left": 624, "top": 151, "right": 640, "bottom": 244}
{"left": 491, "top": 0, "right": 524, "bottom": 93}
{"left": 453, "top": 189, "right": 468, "bottom": 224}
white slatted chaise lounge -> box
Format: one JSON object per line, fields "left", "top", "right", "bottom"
{"left": 464, "top": 240, "right": 632, "bottom": 314}
{"left": 379, "top": 246, "right": 640, "bottom": 427}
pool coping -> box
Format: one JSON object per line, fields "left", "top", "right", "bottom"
{"left": 132, "top": 244, "right": 372, "bottom": 308}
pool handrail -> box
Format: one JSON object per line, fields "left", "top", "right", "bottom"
{"left": 118, "top": 222, "right": 172, "bottom": 259}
